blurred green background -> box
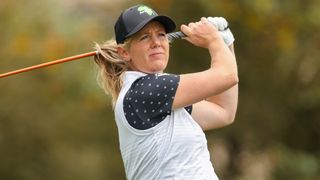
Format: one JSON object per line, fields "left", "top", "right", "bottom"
{"left": 1, "top": 0, "right": 320, "bottom": 179}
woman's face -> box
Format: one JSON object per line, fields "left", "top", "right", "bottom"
{"left": 120, "top": 21, "right": 170, "bottom": 74}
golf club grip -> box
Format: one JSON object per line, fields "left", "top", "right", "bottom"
{"left": 168, "top": 17, "right": 229, "bottom": 42}
{"left": 167, "top": 31, "right": 186, "bottom": 42}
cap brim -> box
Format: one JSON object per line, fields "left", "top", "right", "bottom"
{"left": 125, "top": 15, "right": 176, "bottom": 39}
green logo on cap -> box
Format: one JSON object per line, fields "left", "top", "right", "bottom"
{"left": 137, "top": 6, "right": 156, "bottom": 16}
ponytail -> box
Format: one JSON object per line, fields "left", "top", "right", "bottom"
{"left": 94, "top": 39, "right": 131, "bottom": 106}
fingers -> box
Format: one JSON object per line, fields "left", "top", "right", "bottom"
{"left": 179, "top": 17, "right": 220, "bottom": 48}
{"left": 181, "top": 17, "right": 213, "bottom": 38}
{"left": 186, "top": 18, "right": 210, "bottom": 30}
{"left": 180, "top": 21, "right": 196, "bottom": 36}
{"left": 180, "top": 22, "right": 199, "bottom": 42}
{"left": 180, "top": 24, "right": 191, "bottom": 38}
{"left": 200, "top": 17, "right": 209, "bottom": 25}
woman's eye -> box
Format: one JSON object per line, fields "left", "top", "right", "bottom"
{"left": 140, "top": 35, "right": 149, "bottom": 41}
{"left": 159, "top": 33, "right": 166, "bottom": 37}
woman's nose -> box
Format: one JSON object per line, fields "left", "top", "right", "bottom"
{"left": 151, "top": 35, "right": 161, "bottom": 48}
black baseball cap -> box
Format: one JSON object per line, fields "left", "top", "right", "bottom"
{"left": 114, "top": 5, "right": 176, "bottom": 44}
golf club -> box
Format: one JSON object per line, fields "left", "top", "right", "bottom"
{"left": 0, "top": 17, "right": 228, "bottom": 78}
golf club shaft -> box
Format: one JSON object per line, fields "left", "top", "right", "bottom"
{"left": 167, "top": 27, "right": 229, "bottom": 42}
{"left": 0, "top": 51, "right": 97, "bottom": 78}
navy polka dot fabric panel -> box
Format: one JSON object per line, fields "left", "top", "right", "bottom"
{"left": 124, "top": 73, "right": 187, "bottom": 130}
{"left": 185, "top": 105, "right": 192, "bottom": 114}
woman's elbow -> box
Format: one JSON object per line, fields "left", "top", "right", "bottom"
{"left": 204, "top": 114, "right": 235, "bottom": 131}
{"left": 221, "top": 110, "right": 237, "bottom": 127}
{"left": 230, "top": 70, "right": 239, "bottom": 84}
{"left": 224, "top": 72, "right": 239, "bottom": 89}
{"left": 226, "top": 114, "right": 236, "bottom": 125}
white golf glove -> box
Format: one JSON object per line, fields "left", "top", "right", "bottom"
{"left": 207, "top": 17, "right": 235, "bottom": 46}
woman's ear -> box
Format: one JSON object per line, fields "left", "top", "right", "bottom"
{"left": 117, "top": 47, "right": 130, "bottom": 61}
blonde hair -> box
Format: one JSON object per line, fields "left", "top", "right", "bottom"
{"left": 94, "top": 39, "right": 131, "bottom": 106}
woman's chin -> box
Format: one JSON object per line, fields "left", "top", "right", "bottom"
{"left": 146, "top": 66, "right": 166, "bottom": 74}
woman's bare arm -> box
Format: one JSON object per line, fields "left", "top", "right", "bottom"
{"left": 172, "top": 18, "right": 238, "bottom": 112}
{"left": 191, "top": 45, "right": 238, "bottom": 131}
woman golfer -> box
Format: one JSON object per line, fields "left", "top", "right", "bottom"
{"left": 94, "top": 4, "right": 238, "bottom": 180}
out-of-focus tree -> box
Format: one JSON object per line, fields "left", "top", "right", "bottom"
{"left": 0, "top": 0, "right": 127, "bottom": 179}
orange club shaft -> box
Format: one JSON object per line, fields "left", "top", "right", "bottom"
{"left": 0, "top": 51, "right": 98, "bottom": 78}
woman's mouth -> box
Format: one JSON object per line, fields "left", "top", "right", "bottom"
{"left": 150, "top": 52, "right": 164, "bottom": 58}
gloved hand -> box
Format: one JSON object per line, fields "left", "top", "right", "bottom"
{"left": 207, "top": 17, "right": 235, "bottom": 46}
